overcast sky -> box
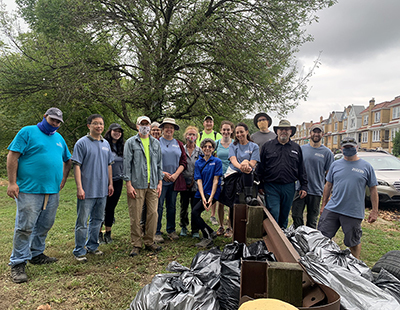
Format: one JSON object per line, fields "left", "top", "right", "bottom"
{"left": 2, "top": 0, "right": 400, "bottom": 128}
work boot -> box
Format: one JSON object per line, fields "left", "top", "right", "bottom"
{"left": 145, "top": 243, "right": 162, "bottom": 253}
{"left": 168, "top": 231, "right": 179, "bottom": 240}
{"left": 244, "top": 186, "right": 258, "bottom": 206}
{"left": 104, "top": 231, "right": 113, "bottom": 244}
{"left": 11, "top": 263, "right": 28, "bottom": 283}
{"left": 98, "top": 232, "right": 105, "bottom": 245}
{"left": 154, "top": 234, "right": 165, "bottom": 243}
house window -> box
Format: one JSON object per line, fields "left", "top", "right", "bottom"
{"left": 362, "top": 132, "right": 368, "bottom": 143}
{"left": 384, "top": 130, "right": 389, "bottom": 141}
{"left": 391, "top": 128, "right": 400, "bottom": 141}
{"left": 372, "top": 130, "right": 380, "bottom": 142}
{"left": 374, "top": 111, "right": 381, "bottom": 123}
{"left": 343, "top": 120, "right": 347, "bottom": 129}
{"left": 334, "top": 123, "right": 337, "bottom": 131}
{"left": 363, "top": 115, "right": 369, "bottom": 125}
{"left": 393, "top": 106, "right": 400, "bottom": 119}
{"left": 333, "top": 135, "right": 337, "bottom": 145}
{"left": 350, "top": 118, "right": 355, "bottom": 128}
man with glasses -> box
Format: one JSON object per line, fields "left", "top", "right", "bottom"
{"left": 257, "top": 120, "right": 308, "bottom": 228}
{"left": 251, "top": 112, "right": 276, "bottom": 148}
{"left": 318, "top": 137, "right": 378, "bottom": 259}
{"left": 292, "top": 124, "right": 334, "bottom": 229}
{"left": 7, "top": 108, "right": 71, "bottom": 283}
{"left": 71, "top": 114, "right": 114, "bottom": 262}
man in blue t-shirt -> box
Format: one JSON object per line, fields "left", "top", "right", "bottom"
{"left": 71, "top": 114, "right": 114, "bottom": 262}
{"left": 292, "top": 124, "right": 334, "bottom": 229}
{"left": 318, "top": 137, "right": 378, "bottom": 259}
{"left": 7, "top": 107, "right": 72, "bottom": 283}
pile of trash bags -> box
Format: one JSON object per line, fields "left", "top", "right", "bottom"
{"left": 128, "top": 241, "right": 275, "bottom": 310}
{"left": 285, "top": 225, "right": 400, "bottom": 310}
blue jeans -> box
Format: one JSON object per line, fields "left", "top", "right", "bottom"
{"left": 9, "top": 192, "right": 60, "bottom": 266}
{"left": 73, "top": 197, "right": 107, "bottom": 257}
{"left": 156, "top": 183, "right": 178, "bottom": 234}
{"left": 264, "top": 182, "right": 295, "bottom": 229}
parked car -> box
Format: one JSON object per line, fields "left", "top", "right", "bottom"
{"left": 335, "top": 150, "right": 400, "bottom": 206}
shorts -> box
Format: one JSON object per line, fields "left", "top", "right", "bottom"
{"left": 318, "top": 209, "right": 362, "bottom": 247}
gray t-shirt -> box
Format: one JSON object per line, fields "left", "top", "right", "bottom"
{"left": 251, "top": 131, "right": 277, "bottom": 148}
{"left": 325, "top": 158, "right": 377, "bottom": 219}
{"left": 300, "top": 143, "right": 334, "bottom": 196}
{"left": 72, "top": 135, "right": 114, "bottom": 198}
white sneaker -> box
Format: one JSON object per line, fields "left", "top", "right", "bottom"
{"left": 74, "top": 255, "right": 88, "bottom": 262}
{"left": 210, "top": 216, "right": 218, "bottom": 226}
{"left": 87, "top": 249, "right": 103, "bottom": 256}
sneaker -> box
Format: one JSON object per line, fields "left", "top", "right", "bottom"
{"left": 168, "top": 231, "right": 179, "bottom": 240}
{"left": 129, "top": 247, "right": 141, "bottom": 257}
{"left": 180, "top": 227, "right": 188, "bottom": 237}
{"left": 216, "top": 226, "right": 225, "bottom": 236}
{"left": 74, "top": 255, "right": 88, "bottom": 263}
{"left": 145, "top": 243, "right": 162, "bottom": 253}
{"left": 11, "top": 263, "right": 28, "bottom": 283}
{"left": 154, "top": 234, "right": 165, "bottom": 243}
{"left": 104, "top": 232, "right": 113, "bottom": 244}
{"left": 210, "top": 231, "right": 217, "bottom": 239}
{"left": 224, "top": 227, "right": 233, "bottom": 238}
{"left": 195, "top": 238, "right": 213, "bottom": 249}
{"left": 192, "top": 232, "right": 200, "bottom": 239}
{"left": 210, "top": 216, "right": 218, "bottom": 226}
{"left": 98, "top": 232, "right": 105, "bottom": 245}
{"left": 87, "top": 249, "right": 103, "bottom": 256}
{"left": 29, "top": 253, "right": 57, "bottom": 265}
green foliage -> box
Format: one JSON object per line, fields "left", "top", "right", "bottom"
{"left": 1, "top": 0, "right": 336, "bottom": 133}
{"left": 392, "top": 131, "right": 400, "bottom": 156}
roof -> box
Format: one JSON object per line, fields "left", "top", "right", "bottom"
{"left": 372, "top": 101, "right": 391, "bottom": 111}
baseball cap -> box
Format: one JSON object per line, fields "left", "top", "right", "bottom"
{"left": 45, "top": 107, "right": 64, "bottom": 123}
{"left": 108, "top": 123, "right": 123, "bottom": 131}
{"left": 310, "top": 124, "right": 323, "bottom": 132}
{"left": 203, "top": 115, "right": 214, "bottom": 122}
{"left": 341, "top": 137, "right": 357, "bottom": 147}
{"left": 137, "top": 116, "right": 151, "bottom": 125}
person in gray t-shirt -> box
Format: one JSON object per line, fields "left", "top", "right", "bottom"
{"left": 250, "top": 112, "right": 276, "bottom": 148}
{"left": 292, "top": 124, "right": 334, "bottom": 229}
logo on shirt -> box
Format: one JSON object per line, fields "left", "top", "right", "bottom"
{"left": 56, "top": 142, "right": 63, "bottom": 148}
{"left": 245, "top": 150, "right": 253, "bottom": 154}
{"left": 352, "top": 168, "right": 364, "bottom": 174}
{"left": 291, "top": 150, "right": 298, "bottom": 155}
{"left": 172, "top": 144, "right": 179, "bottom": 148}
{"left": 102, "top": 147, "right": 109, "bottom": 151}
{"left": 315, "top": 153, "right": 324, "bottom": 158}
{"left": 209, "top": 163, "right": 215, "bottom": 166}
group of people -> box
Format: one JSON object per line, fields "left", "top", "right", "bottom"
{"left": 6, "top": 108, "right": 379, "bottom": 284}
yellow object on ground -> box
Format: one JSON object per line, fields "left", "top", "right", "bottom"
{"left": 239, "top": 298, "right": 298, "bottom": 309}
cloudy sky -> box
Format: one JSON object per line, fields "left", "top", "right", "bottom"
{"left": 2, "top": 0, "right": 400, "bottom": 128}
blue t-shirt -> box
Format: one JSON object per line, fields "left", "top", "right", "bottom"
{"left": 228, "top": 141, "right": 260, "bottom": 172}
{"left": 325, "top": 158, "right": 378, "bottom": 219}
{"left": 299, "top": 144, "right": 334, "bottom": 196}
{"left": 8, "top": 125, "right": 71, "bottom": 194}
{"left": 215, "top": 139, "right": 233, "bottom": 174}
{"left": 160, "top": 137, "right": 181, "bottom": 185}
{"left": 194, "top": 155, "right": 223, "bottom": 200}
{"left": 72, "top": 136, "right": 114, "bottom": 198}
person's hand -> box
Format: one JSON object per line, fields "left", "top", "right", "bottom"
{"left": 205, "top": 197, "right": 213, "bottom": 211}
{"left": 77, "top": 187, "right": 85, "bottom": 200}
{"left": 163, "top": 172, "right": 172, "bottom": 182}
{"left": 202, "top": 198, "right": 209, "bottom": 210}
{"left": 299, "top": 190, "right": 307, "bottom": 199}
{"left": 169, "top": 172, "right": 178, "bottom": 183}
{"left": 7, "top": 183, "right": 19, "bottom": 199}
{"left": 108, "top": 184, "right": 114, "bottom": 197}
{"left": 367, "top": 209, "right": 378, "bottom": 223}
{"left": 157, "top": 183, "right": 162, "bottom": 198}
{"left": 127, "top": 184, "right": 137, "bottom": 199}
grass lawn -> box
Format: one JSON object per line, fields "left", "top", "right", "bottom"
{"left": 1, "top": 178, "right": 400, "bottom": 309}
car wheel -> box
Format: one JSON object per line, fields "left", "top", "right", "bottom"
{"left": 371, "top": 250, "right": 400, "bottom": 280}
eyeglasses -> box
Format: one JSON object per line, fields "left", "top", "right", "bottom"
{"left": 341, "top": 137, "right": 356, "bottom": 145}
{"left": 202, "top": 145, "right": 214, "bottom": 149}
{"left": 91, "top": 122, "right": 104, "bottom": 126}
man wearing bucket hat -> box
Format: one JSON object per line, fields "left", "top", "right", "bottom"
{"left": 292, "top": 123, "right": 334, "bottom": 229}
{"left": 250, "top": 112, "right": 276, "bottom": 148}
{"left": 318, "top": 136, "right": 378, "bottom": 259}
{"left": 7, "top": 107, "right": 72, "bottom": 283}
{"left": 256, "top": 119, "right": 308, "bottom": 228}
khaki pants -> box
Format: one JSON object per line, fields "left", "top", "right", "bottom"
{"left": 128, "top": 187, "right": 158, "bottom": 247}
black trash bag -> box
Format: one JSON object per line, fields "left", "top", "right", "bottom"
{"left": 373, "top": 268, "right": 400, "bottom": 304}
{"left": 300, "top": 253, "right": 400, "bottom": 310}
{"left": 217, "top": 242, "right": 249, "bottom": 310}
{"left": 246, "top": 240, "right": 276, "bottom": 262}
{"left": 129, "top": 248, "right": 222, "bottom": 310}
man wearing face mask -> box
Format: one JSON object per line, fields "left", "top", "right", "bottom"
{"left": 251, "top": 112, "right": 276, "bottom": 148}
{"left": 318, "top": 137, "right": 378, "bottom": 259}
{"left": 7, "top": 107, "right": 72, "bottom": 283}
{"left": 123, "top": 116, "right": 164, "bottom": 256}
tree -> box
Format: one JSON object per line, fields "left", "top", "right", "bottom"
{"left": 1, "top": 0, "right": 336, "bottom": 131}
{"left": 393, "top": 131, "right": 400, "bottom": 156}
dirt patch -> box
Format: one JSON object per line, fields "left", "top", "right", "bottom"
{"left": 0, "top": 179, "right": 8, "bottom": 186}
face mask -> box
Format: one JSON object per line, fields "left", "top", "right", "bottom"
{"left": 258, "top": 120, "right": 269, "bottom": 131}
{"left": 343, "top": 147, "right": 357, "bottom": 157}
{"left": 139, "top": 125, "right": 151, "bottom": 136}
{"left": 186, "top": 135, "right": 196, "bottom": 142}
{"left": 37, "top": 117, "right": 59, "bottom": 135}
